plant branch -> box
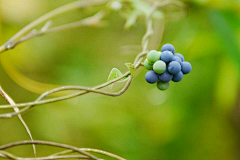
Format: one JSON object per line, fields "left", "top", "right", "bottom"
{"left": 0, "top": 86, "right": 36, "bottom": 156}
{"left": 0, "top": 72, "right": 134, "bottom": 118}
{"left": 51, "top": 148, "right": 126, "bottom": 160}
{"left": 0, "top": 0, "right": 109, "bottom": 53}
{"left": 0, "top": 150, "right": 90, "bottom": 160}
{"left": 0, "top": 140, "right": 127, "bottom": 160}
{"left": 9, "top": 10, "right": 107, "bottom": 49}
{"left": 0, "top": 140, "right": 99, "bottom": 160}
{"left": 21, "top": 155, "right": 89, "bottom": 160}
{"left": 0, "top": 150, "right": 18, "bottom": 160}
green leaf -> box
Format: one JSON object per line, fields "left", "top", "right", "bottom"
{"left": 107, "top": 68, "right": 128, "bottom": 89}
{"left": 125, "top": 62, "right": 136, "bottom": 77}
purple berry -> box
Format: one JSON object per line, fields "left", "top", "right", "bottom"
{"left": 160, "top": 51, "right": 174, "bottom": 63}
{"left": 158, "top": 71, "right": 173, "bottom": 82}
{"left": 172, "top": 56, "right": 182, "bottom": 64}
{"left": 174, "top": 53, "right": 184, "bottom": 62}
{"left": 168, "top": 61, "right": 181, "bottom": 75}
{"left": 172, "top": 71, "right": 183, "bottom": 82}
{"left": 181, "top": 61, "right": 192, "bottom": 74}
{"left": 145, "top": 71, "right": 159, "bottom": 84}
{"left": 161, "top": 43, "right": 175, "bottom": 54}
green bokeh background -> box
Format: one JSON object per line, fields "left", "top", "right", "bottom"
{"left": 0, "top": 0, "right": 240, "bottom": 159}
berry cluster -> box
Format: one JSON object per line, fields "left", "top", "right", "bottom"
{"left": 144, "top": 44, "right": 192, "bottom": 91}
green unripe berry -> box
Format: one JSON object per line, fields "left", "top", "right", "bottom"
{"left": 153, "top": 60, "right": 166, "bottom": 74}
{"left": 144, "top": 59, "right": 153, "bottom": 70}
{"left": 157, "top": 81, "right": 169, "bottom": 90}
{"left": 147, "top": 50, "right": 161, "bottom": 63}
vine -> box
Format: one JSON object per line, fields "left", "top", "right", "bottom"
{"left": 0, "top": 0, "right": 185, "bottom": 159}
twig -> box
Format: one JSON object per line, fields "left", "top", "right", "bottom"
{"left": 0, "top": 150, "right": 90, "bottom": 160}
{"left": 11, "top": 10, "right": 107, "bottom": 49}
{"left": 0, "top": 73, "right": 134, "bottom": 118}
{"left": 0, "top": 87, "right": 36, "bottom": 156}
{"left": 51, "top": 148, "right": 126, "bottom": 160}
{"left": 0, "top": 150, "right": 89, "bottom": 160}
{"left": 40, "top": 20, "right": 53, "bottom": 32}
{"left": 21, "top": 155, "right": 90, "bottom": 160}
{"left": 0, "top": 150, "right": 18, "bottom": 160}
{"left": 0, "top": 142, "right": 127, "bottom": 160}
{"left": 0, "top": 140, "right": 99, "bottom": 160}
{"left": 0, "top": 0, "right": 109, "bottom": 53}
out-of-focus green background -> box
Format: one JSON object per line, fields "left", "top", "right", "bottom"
{"left": 0, "top": 0, "right": 240, "bottom": 159}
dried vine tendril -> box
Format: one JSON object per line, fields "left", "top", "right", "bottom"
{"left": 0, "top": 140, "right": 126, "bottom": 160}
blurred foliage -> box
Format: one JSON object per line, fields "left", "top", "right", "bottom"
{"left": 0, "top": 0, "right": 240, "bottom": 160}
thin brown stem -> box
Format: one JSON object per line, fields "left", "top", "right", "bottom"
{"left": 0, "top": 151, "right": 18, "bottom": 160}
{"left": 51, "top": 148, "right": 126, "bottom": 160}
{"left": 21, "top": 155, "right": 89, "bottom": 160}
{"left": 0, "top": 87, "right": 36, "bottom": 156}
{"left": 10, "top": 10, "right": 106, "bottom": 49}
{"left": 0, "top": 140, "right": 99, "bottom": 160}
{"left": 0, "top": 0, "right": 109, "bottom": 53}
{"left": 0, "top": 76, "right": 133, "bottom": 118}
{"left": 0, "top": 150, "right": 91, "bottom": 160}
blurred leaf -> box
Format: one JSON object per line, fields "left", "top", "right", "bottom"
{"left": 129, "top": 0, "right": 164, "bottom": 19}
{"left": 124, "top": 10, "right": 140, "bottom": 29}
{"left": 220, "top": 11, "right": 240, "bottom": 29}
{"left": 214, "top": 57, "right": 239, "bottom": 112}
{"left": 187, "top": 31, "right": 219, "bottom": 59}
{"left": 107, "top": 68, "right": 128, "bottom": 89}
{"left": 122, "top": 0, "right": 164, "bottom": 29}
{"left": 208, "top": 9, "right": 240, "bottom": 75}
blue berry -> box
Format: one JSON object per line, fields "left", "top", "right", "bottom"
{"left": 161, "top": 43, "right": 175, "bottom": 54}
{"left": 168, "top": 61, "right": 181, "bottom": 75}
{"left": 174, "top": 53, "right": 184, "bottom": 62}
{"left": 147, "top": 50, "right": 161, "bottom": 63}
{"left": 157, "top": 81, "right": 169, "bottom": 90}
{"left": 144, "top": 59, "right": 153, "bottom": 70}
{"left": 172, "top": 71, "right": 183, "bottom": 82}
{"left": 160, "top": 51, "right": 174, "bottom": 63}
{"left": 172, "top": 56, "right": 182, "bottom": 64}
{"left": 153, "top": 60, "right": 166, "bottom": 74}
{"left": 181, "top": 61, "right": 192, "bottom": 74}
{"left": 145, "top": 71, "right": 158, "bottom": 84}
{"left": 158, "top": 71, "right": 173, "bottom": 82}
